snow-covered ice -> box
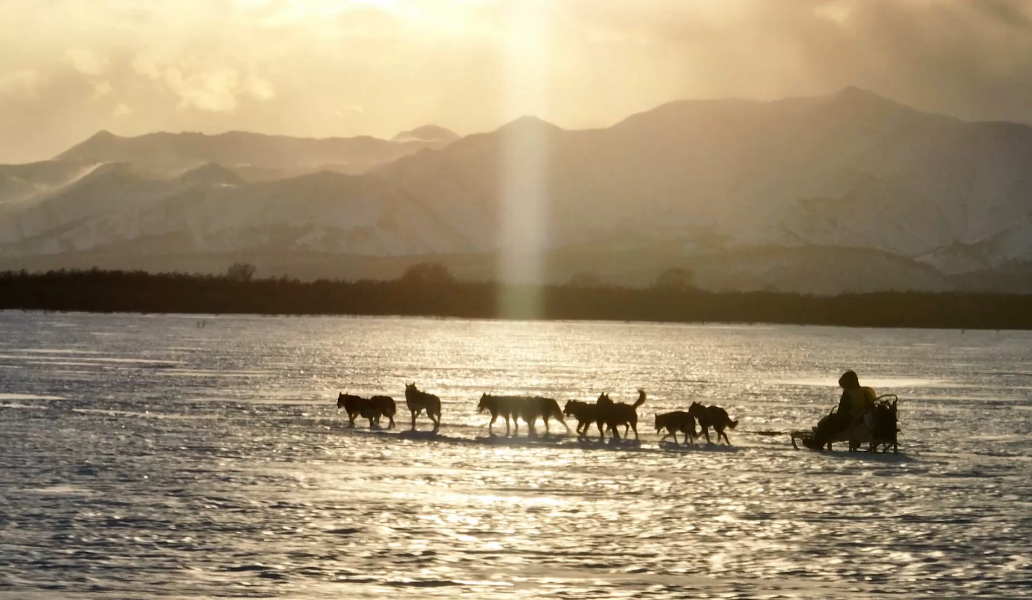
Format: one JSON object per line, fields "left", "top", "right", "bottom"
{"left": 1, "top": 313, "right": 1030, "bottom": 598}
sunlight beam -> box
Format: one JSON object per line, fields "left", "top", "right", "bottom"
{"left": 497, "top": 0, "right": 551, "bottom": 319}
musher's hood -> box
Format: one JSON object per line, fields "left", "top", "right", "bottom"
{"left": 838, "top": 370, "right": 860, "bottom": 389}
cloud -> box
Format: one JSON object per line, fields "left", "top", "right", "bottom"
{"left": 65, "top": 48, "right": 109, "bottom": 76}
{"left": 131, "top": 55, "right": 161, "bottom": 80}
{"left": 132, "top": 51, "right": 275, "bottom": 113}
{"left": 555, "top": 0, "right": 1032, "bottom": 123}
{"left": 337, "top": 104, "right": 365, "bottom": 117}
{"left": 164, "top": 66, "right": 241, "bottom": 113}
{"left": 0, "top": 70, "right": 44, "bottom": 99}
{"left": 247, "top": 73, "right": 274, "bottom": 101}
{"left": 91, "top": 81, "right": 112, "bottom": 99}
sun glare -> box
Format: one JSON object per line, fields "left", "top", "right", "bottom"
{"left": 497, "top": 0, "right": 552, "bottom": 319}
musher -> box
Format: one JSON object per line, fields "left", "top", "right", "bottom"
{"left": 812, "top": 370, "right": 877, "bottom": 448}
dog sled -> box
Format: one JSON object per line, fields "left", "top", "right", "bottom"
{"left": 790, "top": 395, "right": 901, "bottom": 453}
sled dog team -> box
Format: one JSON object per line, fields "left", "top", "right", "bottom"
{"left": 338, "top": 385, "right": 738, "bottom": 445}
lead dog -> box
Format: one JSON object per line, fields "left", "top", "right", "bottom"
{"left": 688, "top": 401, "right": 738, "bottom": 445}
{"left": 405, "top": 383, "right": 441, "bottom": 432}
{"left": 596, "top": 389, "right": 647, "bottom": 440}
{"left": 655, "top": 411, "right": 698, "bottom": 447}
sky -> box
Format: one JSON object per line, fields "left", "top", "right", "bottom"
{"left": 3, "top": 0, "right": 1032, "bottom": 163}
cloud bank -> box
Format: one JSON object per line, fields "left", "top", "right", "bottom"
{"left": 2, "top": 0, "right": 1032, "bottom": 162}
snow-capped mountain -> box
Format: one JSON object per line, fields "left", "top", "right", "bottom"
{"left": 378, "top": 87, "right": 1032, "bottom": 278}
{"left": 0, "top": 160, "right": 104, "bottom": 205}
{"left": 0, "top": 166, "right": 477, "bottom": 258}
{"left": 2, "top": 88, "right": 1031, "bottom": 293}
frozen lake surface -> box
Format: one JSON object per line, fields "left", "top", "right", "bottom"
{"left": 1, "top": 312, "right": 1031, "bottom": 598}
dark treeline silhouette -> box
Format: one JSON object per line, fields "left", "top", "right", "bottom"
{"left": 1, "top": 266, "right": 1031, "bottom": 329}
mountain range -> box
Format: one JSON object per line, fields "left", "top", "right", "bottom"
{"left": 2, "top": 87, "right": 1031, "bottom": 294}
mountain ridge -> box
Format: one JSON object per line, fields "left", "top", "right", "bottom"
{"left": 3, "top": 87, "right": 1032, "bottom": 293}
{"left": 56, "top": 126, "right": 461, "bottom": 176}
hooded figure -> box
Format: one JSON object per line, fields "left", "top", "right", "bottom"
{"left": 835, "top": 370, "right": 876, "bottom": 431}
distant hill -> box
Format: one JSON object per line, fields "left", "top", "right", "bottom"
{"left": 392, "top": 125, "right": 460, "bottom": 144}
{"left": 3, "top": 88, "right": 1032, "bottom": 293}
{"left": 0, "top": 160, "right": 101, "bottom": 205}
{"left": 177, "top": 162, "right": 244, "bottom": 186}
{"left": 56, "top": 127, "right": 458, "bottom": 176}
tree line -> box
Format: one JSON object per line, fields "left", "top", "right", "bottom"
{"left": 0, "top": 263, "right": 1030, "bottom": 329}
